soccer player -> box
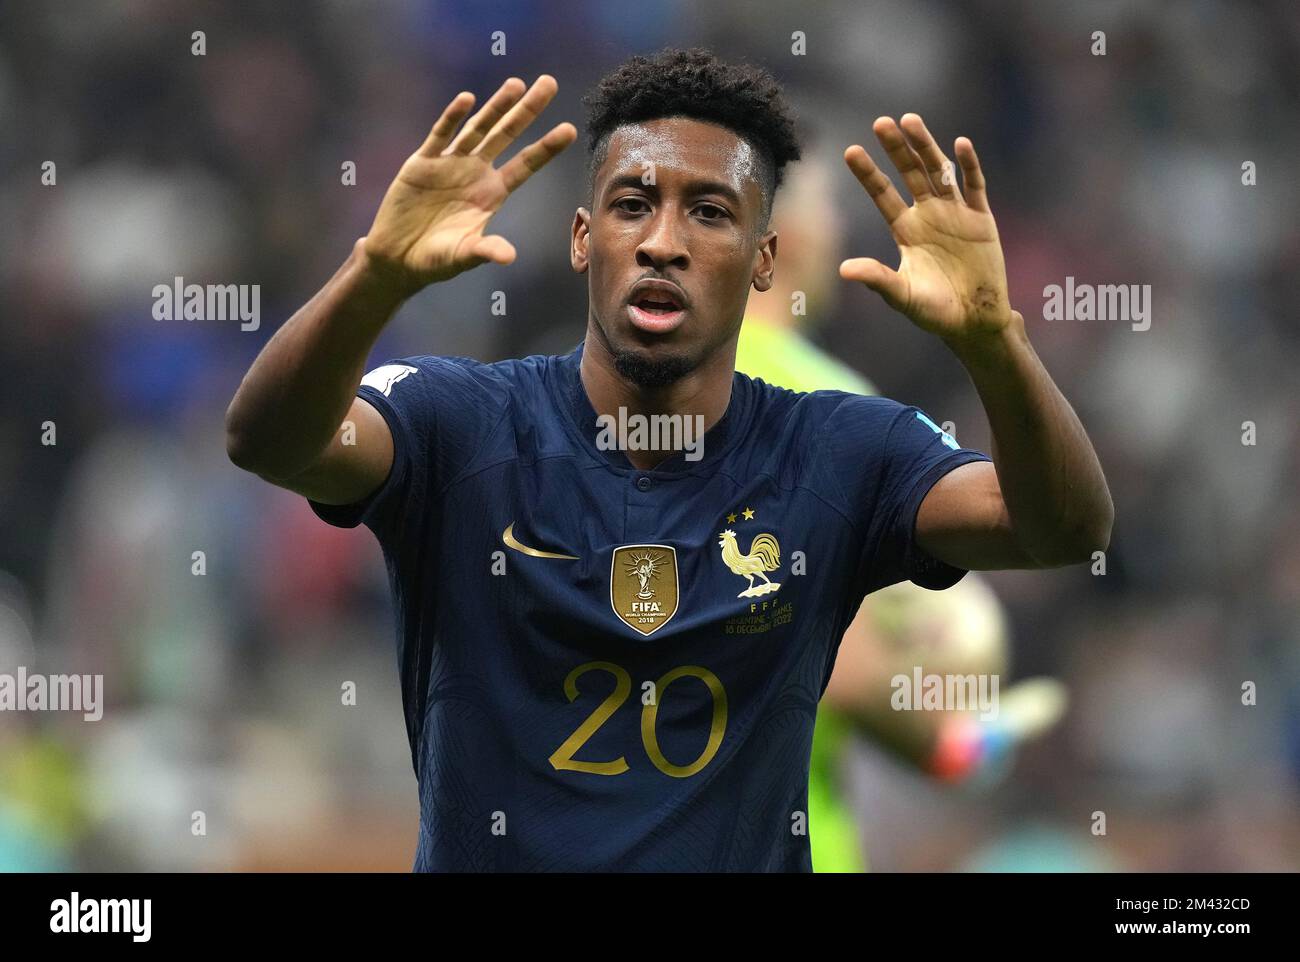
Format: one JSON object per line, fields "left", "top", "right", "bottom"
{"left": 225, "top": 49, "right": 1113, "bottom": 871}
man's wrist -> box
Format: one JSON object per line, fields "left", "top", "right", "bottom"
{"left": 942, "top": 310, "right": 1030, "bottom": 373}
{"left": 346, "top": 238, "right": 420, "bottom": 316}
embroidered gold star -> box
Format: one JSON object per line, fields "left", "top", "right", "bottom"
{"left": 726, "top": 512, "right": 737, "bottom": 523}
{"left": 742, "top": 507, "right": 755, "bottom": 520}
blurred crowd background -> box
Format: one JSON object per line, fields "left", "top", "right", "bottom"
{"left": 1, "top": 0, "right": 1298, "bottom": 871}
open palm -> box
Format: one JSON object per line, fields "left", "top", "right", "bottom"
{"left": 840, "top": 114, "right": 1012, "bottom": 339}
{"left": 364, "top": 76, "right": 576, "bottom": 292}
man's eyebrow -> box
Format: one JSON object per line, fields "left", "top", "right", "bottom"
{"left": 603, "top": 172, "right": 744, "bottom": 207}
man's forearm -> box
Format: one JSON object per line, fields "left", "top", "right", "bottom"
{"left": 945, "top": 312, "right": 1113, "bottom": 565}
{"left": 224, "top": 239, "right": 407, "bottom": 479}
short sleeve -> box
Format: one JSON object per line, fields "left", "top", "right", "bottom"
{"left": 307, "top": 355, "right": 505, "bottom": 536}
{"left": 819, "top": 395, "right": 992, "bottom": 595}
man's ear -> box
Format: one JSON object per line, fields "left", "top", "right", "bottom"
{"left": 571, "top": 207, "right": 591, "bottom": 274}
{"left": 751, "top": 230, "right": 777, "bottom": 293}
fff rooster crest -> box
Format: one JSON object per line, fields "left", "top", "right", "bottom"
{"left": 717, "top": 528, "right": 783, "bottom": 598}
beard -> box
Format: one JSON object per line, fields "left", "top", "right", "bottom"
{"left": 611, "top": 347, "right": 698, "bottom": 389}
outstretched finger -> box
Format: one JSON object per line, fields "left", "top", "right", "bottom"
{"left": 417, "top": 91, "right": 477, "bottom": 158}
{"left": 873, "top": 116, "right": 937, "bottom": 203}
{"left": 444, "top": 77, "right": 528, "bottom": 155}
{"left": 840, "top": 257, "right": 908, "bottom": 309}
{"left": 844, "top": 145, "right": 907, "bottom": 225}
{"left": 466, "top": 234, "right": 517, "bottom": 266}
{"left": 954, "top": 137, "right": 989, "bottom": 212}
{"left": 473, "top": 74, "right": 562, "bottom": 163}
{"left": 899, "top": 113, "right": 959, "bottom": 200}
{"left": 500, "top": 122, "right": 578, "bottom": 193}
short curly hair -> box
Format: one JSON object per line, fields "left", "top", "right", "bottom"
{"left": 583, "top": 48, "right": 802, "bottom": 228}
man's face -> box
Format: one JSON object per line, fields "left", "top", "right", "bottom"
{"left": 572, "top": 117, "right": 777, "bottom": 388}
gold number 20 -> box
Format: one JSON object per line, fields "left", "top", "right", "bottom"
{"left": 549, "top": 662, "right": 728, "bottom": 778}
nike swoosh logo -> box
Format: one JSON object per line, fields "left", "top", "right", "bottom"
{"left": 502, "top": 522, "right": 579, "bottom": 560}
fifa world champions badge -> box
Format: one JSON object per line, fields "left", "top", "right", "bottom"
{"left": 610, "top": 545, "right": 680, "bottom": 635}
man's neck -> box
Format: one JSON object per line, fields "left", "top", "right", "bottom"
{"left": 579, "top": 327, "right": 736, "bottom": 471}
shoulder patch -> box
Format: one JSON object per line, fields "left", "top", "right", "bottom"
{"left": 361, "top": 363, "right": 418, "bottom": 396}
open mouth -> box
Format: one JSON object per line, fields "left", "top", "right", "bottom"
{"left": 632, "top": 295, "right": 681, "bottom": 315}
{"left": 627, "top": 282, "right": 688, "bottom": 334}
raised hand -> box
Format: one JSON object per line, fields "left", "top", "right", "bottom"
{"left": 363, "top": 76, "right": 577, "bottom": 293}
{"left": 840, "top": 114, "right": 1013, "bottom": 340}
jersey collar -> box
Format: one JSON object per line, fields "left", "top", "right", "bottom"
{"left": 555, "top": 342, "right": 748, "bottom": 476}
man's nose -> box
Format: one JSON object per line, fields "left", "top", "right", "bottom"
{"left": 635, "top": 208, "right": 690, "bottom": 271}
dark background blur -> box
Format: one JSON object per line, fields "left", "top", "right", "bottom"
{"left": 1, "top": 0, "right": 1297, "bottom": 870}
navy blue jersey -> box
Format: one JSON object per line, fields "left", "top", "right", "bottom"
{"left": 310, "top": 343, "right": 990, "bottom": 871}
